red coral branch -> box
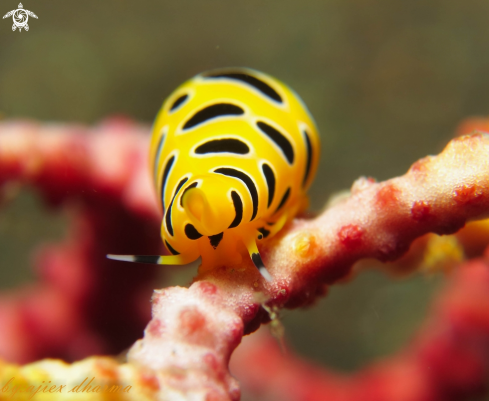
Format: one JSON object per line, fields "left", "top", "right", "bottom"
{"left": 231, "top": 256, "right": 489, "bottom": 401}
{"left": 0, "top": 119, "right": 162, "bottom": 363}
{"left": 1, "top": 120, "right": 489, "bottom": 399}
{"left": 127, "top": 132, "right": 489, "bottom": 398}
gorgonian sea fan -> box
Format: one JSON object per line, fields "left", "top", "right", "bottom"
{"left": 0, "top": 118, "right": 488, "bottom": 400}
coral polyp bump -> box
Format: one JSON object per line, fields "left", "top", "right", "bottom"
{"left": 108, "top": 68, "right": 320, "bottom": 280}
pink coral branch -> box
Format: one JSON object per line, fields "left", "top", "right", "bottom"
{"left": 126, "top": 132, "right": 489, "bottom": 398}
{"left": 0, "top": 119, "right": 163, "bottom": 363}
{"left": 1, "top": 120, "right": 489, "bottom": 399}
{"left": 231, "top": 256, "right": 489, "bottom": 401}
{"left": 263, "top": 133, "right": 489, "bottom": 306}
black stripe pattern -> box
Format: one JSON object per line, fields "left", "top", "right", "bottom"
{"left": 183, "top": 103, "right": 244, "bottom": 130}
{"left": 261, "top": 163, "right": 275, "bottom": 208}
{"left": 209, "top": 232, "right": 224, "bottom": 249}
{"left": 165, "top": 240, "right": 180, "bottom": 255}
{"left": 229, "top": 191, "right": 243, "bottom": 228}
{"left": 170, "top": 94, "right": 189, "bottom": 112}
{"left": 165, "top": 177, "right": 189, "bottom": 236}
{"left": 214, "top": 168, "right": 258, "bottom": 221}
{"left": 134, "top": 255, "right": 161, "bottom": 264}
{"left": 258, "top": 227, "right": 270, "bottom": 238}
{"left": 161, "top": 155, "right": 175, "bottom": 208}
{"left": 195, "top": 138, "right": 249, "bottom": 155}
{"left": 275, "top": 187, "right": 291, "bottom": 213}
{"left": 204, "top": 72, "right": 283, "bottom": 103}
{"left": 185, "top": 224, "right": 203, "bottom": 240}
{"left": 303, "top": 130, "right": 313, "bottom": 187}
{"left": 256, "top": 121, "right": 294, "bottom": 164}
{"left": 251, "top": 253, "right": 265, "bottom": 270}
{"left": 180, "top": 182, "right": 198, "bottom": 207}
{"left": 154, "top": 133, "right": 166, "bottom": 182}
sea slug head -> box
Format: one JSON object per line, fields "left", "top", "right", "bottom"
{"left": 181, "top": 174, "right": 241, "bottom": 237}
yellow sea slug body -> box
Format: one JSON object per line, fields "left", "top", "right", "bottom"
{"left": 108, "top": 68, "right": 320, "bottom": 280}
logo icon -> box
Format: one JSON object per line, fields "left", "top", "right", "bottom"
{"left": 3, "top": 3, "right": 37, "bottom": 32}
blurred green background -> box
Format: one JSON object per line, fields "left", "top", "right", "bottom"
{"left": 0, "top": 0, "right": 485, "bottom": 377}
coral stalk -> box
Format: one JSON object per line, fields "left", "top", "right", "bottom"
{"left": 231, "top": 256, "right": 489, "bottom": 401}
{"left": 128, "top": 132, "right": 489, "bottom": 398}
{"left": 1, "top": 120, "right": 489, "bottom": 399}
{"left": 0, "top": 119, "right": 162, "bottom": 363}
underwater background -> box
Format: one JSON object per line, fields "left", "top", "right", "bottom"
{"left": 0, "top": 0, "right": 487, "bottom": 383}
